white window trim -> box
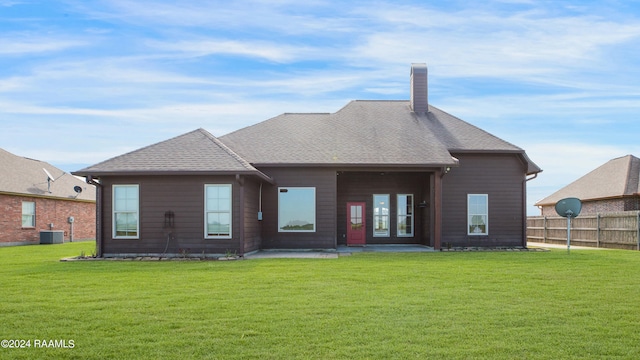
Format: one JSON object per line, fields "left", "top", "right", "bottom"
{"left": 278, "top": 187, "right": 316, "bottom": 233}
{"left": 204, "top": 184, "right": 233, "bottom": 239}
{"left": 112, "top": 184, "right": 140, "bottom": 239}
{"left": 467, "top": 194, "right": 489, "bottom": 236}
{"left": 373, "top": 194, "right": 390, "bottom": 237}
{"left": 22, "top": 201, "right": 36, "bottom": 228}
{"left": 397, "top": 194, "right": 414, "bottom": 237}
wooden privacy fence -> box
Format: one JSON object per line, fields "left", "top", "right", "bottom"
{"left": 527, "top": 211, "right": 640, "bottom": 250}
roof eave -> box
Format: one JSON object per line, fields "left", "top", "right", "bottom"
{"left": 250, "top": 161, "right": 460, "bottom": 169}
{"left": 0, "top": 190, "right": 96, "bottom": 203}
{"left": 534, "top": 194, "right": 636, "bottom": 207}
{"left": 72, "top": 170, "right": 275, "bottom": 184}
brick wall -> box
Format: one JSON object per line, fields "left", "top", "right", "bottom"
{"left": 624, "top": 197, "right": 640, "bottom": 211}
{"left": 0, "top": 193, "right": 95, "bottom": 245}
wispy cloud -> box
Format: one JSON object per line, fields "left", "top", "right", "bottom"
{"left": 75, "top": 0, "right": 358, "bottom": 36}
{"left": 352, "top": 4, "right": 640, "bottom": 83}
{"left": 0, "top": 35, "right": 87, "bottom": 55}
{"left": 146, "top": 39, "right": 316, "bottom": 63}
{"left": 0, "top": 1, "right": 27, "bottom": 7}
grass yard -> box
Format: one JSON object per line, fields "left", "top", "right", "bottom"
{"left": 1, "top": 242, "right": 640, "bottom": 359}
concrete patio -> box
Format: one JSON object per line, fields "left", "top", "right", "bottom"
{"left": 244, "top": 244, "right": 435, "bottom": 259}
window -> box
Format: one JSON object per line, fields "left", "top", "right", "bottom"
{"left": 373, "top": 194, "right": 390, "bottom": 237}
{"left": 205, "top": 184, "right": 232, "bottom": 238}
{"left": 22, "top": 201, "right": 35, "bottom": 227}
{"left": 278, "top": 187, "right": 315, "bottom": 232}
{"left": 397, "top": 194, "right": 414, "bottom": 237}
{"left": 113, "top": 185, "right": 139, "bottom": 238}
{"left": 468, "top": 194, "right": 488, "bottom": 235}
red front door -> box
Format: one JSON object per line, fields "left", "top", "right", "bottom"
{"left": 347, "top": 202, "right": 366, "bottom": 245}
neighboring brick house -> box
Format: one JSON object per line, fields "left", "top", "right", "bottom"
{"left": 535, "top": 155, "right": 640, "bottom": 216}
{"left": 0, "top": 148, "right": 96, "bottom": 246}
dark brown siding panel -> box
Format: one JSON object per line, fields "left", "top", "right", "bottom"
{"left": 442, "top": 154, "right": 526, "bottom": 247}
{"left": 336, "top": 171, "right": 430, "bottom": 245}
{"left": 242, "top": 177, "right": 262, "bottom": 253}
{"left": 100, "top": 175, "right": 245, "bottom": 256}
{"left": 259, "top": 167, "right": 337, "bottom": 249}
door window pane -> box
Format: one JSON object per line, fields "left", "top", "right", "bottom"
{"left": 373, "top": 194, "right": 389, "bottom": 237}
{"left": 397, "top": 194, "right": 413, "bottom": 237}
{"left": 350, "top": 205, "right": 363, "bottom": 230}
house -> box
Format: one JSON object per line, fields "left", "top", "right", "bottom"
{"left": 0, "top": 148, "right": 96, "bottom": 246}
{"left": 535, "top": 154, "right": 640, "bottom": 216}
{"left": 74, "top": 64, "right": 541, "bottom": 257}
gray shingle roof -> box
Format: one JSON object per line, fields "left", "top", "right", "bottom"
{"left": 0, "top": 148, "right": 95, "bottom": 201}
{"left": 74, "top": 128, "right": 272, "bottom": 181}
{"left": 76, "top": 101, "right": 540, "bottom": 177}
{"left": 535, "top": 155, "right": 640, "bottom": 206}
{"left": 220, "top": 100, "right": 540, "bottom": 172}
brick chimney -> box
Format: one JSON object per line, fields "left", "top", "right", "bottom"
{"left": 410, "top": 63, "right": 428, "bottom": 113}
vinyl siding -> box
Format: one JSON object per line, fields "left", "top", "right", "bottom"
{"left": 258, "top": 167, "right": 337, "bottom": 249}
{"left": 441, "top": 153, "right": 527, "bottom": 247}
{"left": 100, "top": 175, "right": 247, "bottom": 256}
{"left": 242, "top": 176, "right": 263, "bottom": 253}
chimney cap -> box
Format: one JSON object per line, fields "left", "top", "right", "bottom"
{"left": 411, "top": 63, "right": 427, "bottom": 74}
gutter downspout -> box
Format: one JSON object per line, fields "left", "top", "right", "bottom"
{"left": 433, "top": 167, "right": 449, "bottom": 250}
{"left": 237, "top": 174, "right": 245, "bottom": 257}
{"left": 523, "top": 172, "right": 539, "bottom": 247}
{"left": 86, "top": 176, "right": 103, "bottom": 257}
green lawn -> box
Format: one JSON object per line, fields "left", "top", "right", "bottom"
{"left": 1, "top": 242, "right": 640, "bottom": 359}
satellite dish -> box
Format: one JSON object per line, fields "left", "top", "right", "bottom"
{"left": 43, "top": 168, "right": 55, "bottom": 182}
{"left": 555, "top": 197, "right": 582, "bottom": 254}
{"left": 555, "top": 197, "right": 582, "bottom": 218}
{"left": 74, "top": 186, "right": 83, "bottom": 194}
{"left": 43, "top": 168, "right": 56, "bottom": 193}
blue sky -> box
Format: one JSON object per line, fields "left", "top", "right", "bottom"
{"left": 2, "top": 0, "right": 640, "bottom": 215}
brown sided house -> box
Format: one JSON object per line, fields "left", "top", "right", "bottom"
{"left": 535, "top": 154, "right": 640, "bottom": 216}
{"left": 74, "top": 64, "right": 541, "bottom": 257}
{"left": 0, "top": 148, "right": 96, "bottom": 246}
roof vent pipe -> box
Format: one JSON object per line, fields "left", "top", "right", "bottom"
{"left": 410, "top": 63, "right": 428, "bottom": 113}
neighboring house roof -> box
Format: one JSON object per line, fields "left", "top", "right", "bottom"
{"left": 536, "top": 154, "right": 640, "bottom": 206}
{"left": 0, "top": 148, "right": 95, "bottom": 202}
{"left": 220, "top": 100, "right": 540, "bottom": 174}
{"left": 74, "top": 128, "right": 273, "bottom": 182}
